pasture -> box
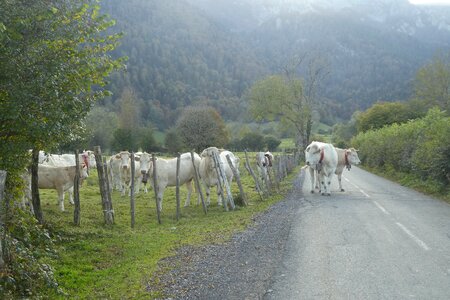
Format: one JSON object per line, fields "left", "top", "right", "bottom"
{"left": 38, "top": 152, "right": 299, "bottom": 298}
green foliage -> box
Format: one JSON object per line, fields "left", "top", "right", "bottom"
{"left": 176, "top": 106, "right": 229, "bottom": 152}
{"left": 248, "top": 75, "right": 313, "bottom": 148}
{"left": 239, "top": 132, "right": 265, "bottom": 151}
{"left": 355, "top": 102, "right": 423, "bottom": 133}
{"left": 0, "top": 0, "right": 124, "bottom": 296}
{"left": 264, "top": 136, "right": 282, "bottom": 151}
{"left": 164, "top": 128, "right": 183, "bottom": 154}
{"left": 352, "top": 108, "right": 450, "bottom": 192}
{"left": 413, "top": 52, "right": 450, "bottom": 113}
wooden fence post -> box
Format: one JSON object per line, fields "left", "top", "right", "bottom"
{"left": 94, "top": 146, "right": 114, "bottom": 225}
{"left": 190, "top": 151, "right": 207, "bottom": 214}
{"left": 130, "top": 152, "right": 135, "bottom": 228}
{"left": 152, "top": 154, "right": 161, "bottom": 224}
{"left": 244, "top": 151, "right": 264, "bottom": 201}
{"left": 0, "top": 170, "right": 7, "bottom": 268}
{"left": 226, "top": 154, "right": 247, "bottom": 206}
{"left": 176, "top": 153, "right": 181, "bottom": 221}
{"left": 73, "top": 150, "right": 81, "bottom": 226}
{"left": 212, "top": 151, "right": 235, "bottom": 211}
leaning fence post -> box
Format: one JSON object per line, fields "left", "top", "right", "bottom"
{"left": 244, "top": 151, "right": 264, "bottom": 201}
{"left": 176, "top": 153, "right": 181, "bottom": 221}
{"left": 130, "top": 152, "right": 136, "bottom": 228}
{"left": 0, "top": 170, "right": 7, "bottom": 268}
{"left": 94, "top": 146, "right": 114, "bottom": 225}
{"left": 190, "top": 151, "right": 207, "bottom": 214}
{"left": 226, "top": 154, "right": 247, "bottom": 206}
{"left": 152, "top": 154, "right": 161, "bottom": 224}
{"left": 211, "top": 152, "right": 228, "bottom": 211}
{"left": 73, "top": 150, "right": 81, "bottom": 226}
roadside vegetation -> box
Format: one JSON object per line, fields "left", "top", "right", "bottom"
{"left": 38, "top": 154, "right": 299, "bottom": 298}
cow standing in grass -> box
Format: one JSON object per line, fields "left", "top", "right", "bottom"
{"left": 199, "top": 147, "right": 239, "bottom": 206}
{"left": 139, "top": 152, "right": 201, "bottom": 211}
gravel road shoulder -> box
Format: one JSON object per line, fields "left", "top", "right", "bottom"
{"left": 148, "top": 170, "right": 306, "bottom": 299}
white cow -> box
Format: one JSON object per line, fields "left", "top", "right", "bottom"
{"left": 37, "top": 164, "right": 88, "bottom": 211}
{"left": 335, "top": 147, "right": 361, "bottom": 191}
{"left": 108, "top": 155, "right": 123, "bottom": 192}
{"left": 309, "top": 147, "right": 361, "bottom": 192}
{"left": 255, "top": 151, "right": 274, "bottom": 185}
{"left": 140, "top": 152, "right": 201, "bottom": 211}
{"left": 112, "top": 151, "right": 143, "bottom": 196}
{"left": 39, "top": 151, "right": 92, "bottom": 204}
{"left": 304, "top": 141, "right": 338, "bottom": 196}
{"left": 199, "top": 147, "right": 239, "bottom": 206}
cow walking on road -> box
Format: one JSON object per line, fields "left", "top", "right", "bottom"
{"left": 305, "top": 141, "right": 338, "bottom": 196}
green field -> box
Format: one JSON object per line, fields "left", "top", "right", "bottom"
{"left": 39, "top": 153, "right": 299, "bottom": 298}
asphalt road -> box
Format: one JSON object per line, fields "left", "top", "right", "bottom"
{"left": 266, "top": 166, "right": 450, "bottom": 300}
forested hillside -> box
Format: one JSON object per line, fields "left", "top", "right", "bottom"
{"left": 98, "top": 0, "right": 450, "bottom": 129}
{"left": 100, "top": 0, "right": 267, "bottom": 129}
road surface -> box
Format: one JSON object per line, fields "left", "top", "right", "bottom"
{"left": 266, "top": 166, "right": 450, "bottom": 299}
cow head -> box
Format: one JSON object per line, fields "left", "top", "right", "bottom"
{"left": 345, "top": 148, "right": 361, "bottom": 165}
{"left": 139, "top": 152, "right": 152, "bottom": 183}
{"left": 304, "top": 142, "right": 322, "bottom": 166}
{"left": 116, "top": 151, "right": 131, "bottom": 170}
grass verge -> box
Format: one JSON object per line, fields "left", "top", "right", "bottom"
{"left": 40, "top": 154, "right": 299, "bottom": 299}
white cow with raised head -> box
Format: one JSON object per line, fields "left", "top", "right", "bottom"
{"left": 112, "top": 151, "right": 143, "bottom": 196}
{"left": 199, "top": 147, "right": 239, "bottom": 206}
{"left": 255, "top": 151, "right": 274, "bottom": 185}
{"left": 304, "top": 141, "right": 338, "bottom": 196}
{"left": 139, "top": 152, "right": 201, "bottom": 211}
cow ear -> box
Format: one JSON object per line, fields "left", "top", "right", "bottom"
{"left": 135, "top": 156, "right": 140, "bottom": 162}
{"left": 306, "top": 146, "right": 310, "bottom": 152}
{"left": 115, "top": 154, "right": 120, "bottom": 159}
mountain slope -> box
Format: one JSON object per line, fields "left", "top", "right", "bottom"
{"left": 101, "top": 0, "right": 267, "bottom": 128}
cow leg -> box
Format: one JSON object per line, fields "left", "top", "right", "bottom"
{"left": 204, "top": 185, "right": 211, "bottom": 206}
{"left": 57, "top": 187, "right": 65, "bottom": 211}
{"left": 337, "top": 173, "right": 344, "bottom": 192}
{"left": 315, "top": 169, "right": 320, "bottom": 190}
{"left": 134, "top": 174, "right": 142, "bottom": 195}
{"left": 216, "top": 184, "right": 224, "bottom": 206}
{"left": 157, "top": 190, "right": 164, "bottom": 211}
{"left": 309, "top": 167, "right": 315, "bottom": 193}
{"left": 184, "top": 180, "right": 193, "bottom": 207}
{"left": 320, "top": 173, "right": 327, "bottom": 196}
{"left": 68, "top": 186, "right": 74, "bottom": 205}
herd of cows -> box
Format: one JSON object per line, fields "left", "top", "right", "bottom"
{"left": 24, "top": 141, "right": 361, "bottom": 212}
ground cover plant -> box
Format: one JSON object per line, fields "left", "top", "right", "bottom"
{"left": 38, "top": 152, "right": 299, "bottom": 298}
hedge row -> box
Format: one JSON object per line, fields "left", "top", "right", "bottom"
{"left": 351, "top": 108, "right": 450, "bottom": 189}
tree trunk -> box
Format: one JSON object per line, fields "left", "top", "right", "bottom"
{"left": 31, "top": 149, "right": 43, "bottom": 224}
{"left": 73, "top": 150, "right": 81, "bottom": 226}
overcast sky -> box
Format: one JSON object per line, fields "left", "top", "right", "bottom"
{"left": 409, "top": 0, "right": 450, "bottom": 5}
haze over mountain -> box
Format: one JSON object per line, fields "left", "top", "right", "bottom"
{"left": 101, "top": 0, "right": 450, "bottom": 128}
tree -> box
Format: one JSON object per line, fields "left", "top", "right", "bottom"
{"left": 0, "top": 0, "right": 124, "bottom": 296}
{"left": 0, "top": 0, "right": 125, "bottom": 222}
{"left": 264, "top": 136, "right": 282, "bottom": 151}
{"left": 355, "top": 102, "right": 421, "bottom": 133}
{"left": 165, "top": 128, "right": 183, "bottom": 154}
{"left": 414, "top": 52, "right": 450, "bottom": 113}
{"left": 249, "top": 54, "right": 328, "bottom": 149}
{"left": 248, "top": 75, "right": 309, "bottom": 149}
{"left": 176, "top": 106, "right": 229, "bottom": 152}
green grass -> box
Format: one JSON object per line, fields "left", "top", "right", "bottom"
{"left": 40, "top": 153, "right": 298, "bottom": 299}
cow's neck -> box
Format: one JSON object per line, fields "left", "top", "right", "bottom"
{"left": 318, "top": 149, "right": 325, "bottom": 164}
